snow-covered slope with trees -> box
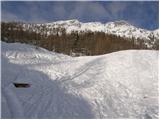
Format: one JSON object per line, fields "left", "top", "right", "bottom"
{"left": 2, "top": 20, "right": 159, "bottom": 52}
{"left": 1, "top": 42, "right": 158, "bottom": 119}
{"left": 22, "top": 19, "right": 158, "bottom": 41}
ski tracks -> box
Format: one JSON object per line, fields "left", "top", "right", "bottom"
{"left": 60, "top": 56, "right": 106, "bottom": 88}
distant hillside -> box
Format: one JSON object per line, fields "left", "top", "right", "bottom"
{"left": 1, "top": 20, "right": 159, "bottom": 56}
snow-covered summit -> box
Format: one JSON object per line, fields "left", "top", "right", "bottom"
{"left": 153, "top": 29, "right": 159, "bottom": 33}
{"left": 46, "top": 19, "right": 80, "bottom": 26}
{"left": 152, "top": 29, "right": 159, "bottom": 38}
{"left": 22, "top": 19, "right": 158, "bottom": 41}
{"left": 108, "top": 20, "right": 130, "bottom": 26}
{"left": 105, "top": 21, "right": 152, "bottom": 40}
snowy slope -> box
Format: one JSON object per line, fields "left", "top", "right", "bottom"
{"left": 153, "top": 29, "right": 159, "bottom": 39}
{"left": 1, "top": 42, "right": 158, "bottom": 119}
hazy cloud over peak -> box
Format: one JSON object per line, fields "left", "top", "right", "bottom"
{"left": 69, "top": 2, "right": 109, "bottom": 21}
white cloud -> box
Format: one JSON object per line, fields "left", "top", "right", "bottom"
{"left": 69, "top": 2, "right": 110, "bottom": 21}
{"left": 106, "top": 2, "right": 129, "bottom": 19}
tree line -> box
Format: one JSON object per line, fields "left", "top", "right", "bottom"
{"left": 1, "top": 22, "right": 158, "bottom": 56}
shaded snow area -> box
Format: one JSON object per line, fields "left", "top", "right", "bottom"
{"left": 1, "top": 42, "right": 159, "bottom": 119}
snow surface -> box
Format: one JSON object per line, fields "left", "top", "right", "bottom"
{"left": 1, "top": 42, "right": 159, "bottom": 119}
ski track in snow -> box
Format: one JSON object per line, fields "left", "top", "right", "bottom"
{"left": 1, "top": 42, "right": 159, "bottom": 119}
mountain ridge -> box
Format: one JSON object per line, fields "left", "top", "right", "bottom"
{"left": 1, "top": 19, "right": 159, "bottom": 55}
{"left": 44, "top": 19, "right": 158, "bottom": 30}
{"left": 20, "top": 19, "right": 158, "bottom": 42}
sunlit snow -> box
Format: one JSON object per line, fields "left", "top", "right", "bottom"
{"left": 1, "top": 42, "right": 158, "bottom": 119}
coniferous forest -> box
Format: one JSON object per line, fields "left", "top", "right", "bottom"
{"left": 1, "top": 22, "right": 159, "bottom": 56}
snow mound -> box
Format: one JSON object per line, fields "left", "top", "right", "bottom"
{"left": 1, "top": 42, "right": 158, "bottom": 119}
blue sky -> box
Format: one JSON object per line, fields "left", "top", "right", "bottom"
{"left": 1, "top": 1, "right": 159, "bottom": 30}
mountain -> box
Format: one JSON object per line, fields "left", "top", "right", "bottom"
{"left": 153, "top": 29, "right": 159, "bottom": 38}
{"left": 19, "top": 19, "right": 159, "bottom": 49}
{"left": 1, "top": 42, "right": 158, "bottom": 118}
{"left": 1, "top": 20, "right": 159, "bottom": 56}
{"left": 22, "top": 19, "right": 158, "bottom": 40}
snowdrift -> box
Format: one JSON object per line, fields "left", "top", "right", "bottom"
{"left": 1, "top": 42, "right": 158, "bottom": 119}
